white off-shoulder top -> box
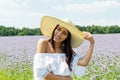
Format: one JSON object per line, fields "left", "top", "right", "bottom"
{"left": 33, "top": 53, "right": 86, "bottom": 80}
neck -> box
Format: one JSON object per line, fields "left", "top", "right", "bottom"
{"left": 54, "top": 42, "right": 63, "bottom": 53}
{"left": 54, "top": 42, "right": 62, "bottom": 48}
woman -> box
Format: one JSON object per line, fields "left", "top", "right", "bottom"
{"left": 33, "top": 16, "right": 95, "bottom": 80}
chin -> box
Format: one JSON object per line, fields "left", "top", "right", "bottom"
{"left": 53, "top": 39, "right": 63, "bottom": 43}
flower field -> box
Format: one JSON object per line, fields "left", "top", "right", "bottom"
{"left": 0, "top": 34, "right": 120, "bottom": 80}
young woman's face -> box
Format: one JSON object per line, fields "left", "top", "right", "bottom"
{"left": 53, "top": 25, "right": 68, "bottom": 43}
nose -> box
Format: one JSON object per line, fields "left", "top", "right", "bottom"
{"left": 57, "top": 31, "right": 62, "bottom": 37}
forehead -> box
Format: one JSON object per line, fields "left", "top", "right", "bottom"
{"left": 58, "top": 25, "right": 68, "bottom": 32}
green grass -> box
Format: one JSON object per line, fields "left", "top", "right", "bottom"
{"left": 0, "top": 62, "right": 120, "bottom": 80}
{"left": 73, "top": 65, "right": 120, "bottom": 80}
{"left": 0, "top": 64, "right": 119, "bottom": 80}
{"left": 73, "top": 55, "right": 120, "bottom": 80}
{"left": 0, "top": 64, "right": 33, "bottom": 80}
{"left": 0, "top": 52, "right": 33, "bottom": 80}
{"left": 0, "top": 52, "right": 120, "bottom": 80}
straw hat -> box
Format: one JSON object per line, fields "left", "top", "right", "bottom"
{"left": 40, "top": 16, "right": 84, "bottom": 48}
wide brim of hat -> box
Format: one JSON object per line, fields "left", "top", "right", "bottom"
{"left": 40, "top": 16, "right": 84, "bottom": 48}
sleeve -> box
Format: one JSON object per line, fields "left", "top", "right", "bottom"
{"left": 33, "top": 54, "right": 49, "bottom": 80}
{"left": 71, "top": 54, "right": 86, "bottom": 77}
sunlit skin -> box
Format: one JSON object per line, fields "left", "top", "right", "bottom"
{"left": 53, "top": 26, "right": 68, "bottom": 53}
{"left": 54, "top": 26, "right": 68, "bottom": 43}
{"left": 36, "top": 25, "right": 95, "bottom": 80}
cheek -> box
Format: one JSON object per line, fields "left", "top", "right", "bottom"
{"left": 54, "top": 31, "right": 58, "bottom": 36}
{"left": 62, "top": 35, "right": 68, "bottom": 40}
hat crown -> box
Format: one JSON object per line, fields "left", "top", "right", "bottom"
{"left": 61, "top": 19, "right": 74, "bottom": 26}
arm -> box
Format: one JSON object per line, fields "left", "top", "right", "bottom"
{"left": 45, "top": 73, "right": 72, "bottom": 80}
{"left": 78, "top": 32, "right": 95, "bottom": 66}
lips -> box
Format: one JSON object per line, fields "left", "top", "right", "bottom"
{"left": 54, "top": 35, "right": 61, "bottom": 40}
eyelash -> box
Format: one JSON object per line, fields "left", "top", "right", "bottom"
{"left": 62, "top": 32, "right": 67, "bottom": 35}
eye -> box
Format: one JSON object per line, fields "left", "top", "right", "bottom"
{"left": 62, "top": 31, "right": 67, "bottom": 35}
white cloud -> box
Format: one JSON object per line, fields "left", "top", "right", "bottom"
{"left": 41, "top": 0, "right": 72, "bottom": 2}
{"left": 0, "top": 9, "right": 23, "bottom": 18}
{"left": 0, "top": 0, "right": 30, "bottom": 9}
{"left": 0, "top": 0, "right": 31, "bottom": 17}
{"left": 76, "top": 19, "right": 120, "bottom": 26}
{"left": 0, "top": 8, "right": 46, "bottom": 19}
{"left": 27, "top": 12, "right": 46, "bottom": 17}
{"left": 0, "top": 0, "right": 45, "bottom": 18}
{"left": 0, "top": 18, "right": 9, "bottom": 22}
{"left": 52, "top": 0, "right": 120, "bottom": 13}
{"left": 0, "top": 0, "right": 120, "bottom": 28}
{"left": 0, "top": 0, "right": 46, "bottom": 28}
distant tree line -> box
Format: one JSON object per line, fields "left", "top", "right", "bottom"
{"left": 0, "top": 25, "right": 120, "bottom": 36}
{"left": 76, "top": 25, "right": 120, "bottom": 34}
{"left": 0, "top": 25, "right": 41, "bottom": 36}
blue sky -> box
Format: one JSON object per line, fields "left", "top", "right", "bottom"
{"left": 0, "top": 0, "right": 120, "bottom": 29}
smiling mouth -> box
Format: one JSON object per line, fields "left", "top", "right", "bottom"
{"left": 54, "top": 36, "right": 61, "bottom": 40}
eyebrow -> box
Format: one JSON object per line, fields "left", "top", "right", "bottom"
{"left": 59, "top": 26, "right": 67, "bottom": 30}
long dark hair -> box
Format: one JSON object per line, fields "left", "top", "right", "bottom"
{"left": 49, "top": 24, "right": 74, "bottom": 70}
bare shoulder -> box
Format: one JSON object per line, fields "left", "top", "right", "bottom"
{"left": 37, "top": 38, "right": 47, "bottom": 45}
{"left": 36, "top": 38, "right": 48, "bottom": 53}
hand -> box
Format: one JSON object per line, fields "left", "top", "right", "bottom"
{"left": 45, "top": 72, "right": 72, "bottom": 80}
{"left": 83, "top": 31, "right": 95, "bottom": 44}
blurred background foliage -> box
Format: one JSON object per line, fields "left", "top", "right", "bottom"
{"left": 0, "top": 25, "right": 120, "bottom": 36}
